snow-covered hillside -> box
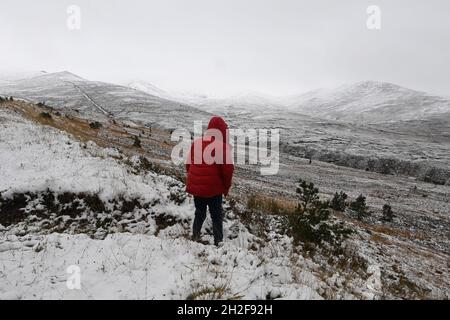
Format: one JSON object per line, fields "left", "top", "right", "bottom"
{"left": 1, "top": 101, "right": 449, "bottom": 300}
{"left": 4, "top": 74, "right": 449, "bottom": 126}
{"left": 126, "top": 80, "right": 174, "bottom": 101}
{"left": 285, "top": 81, "right": 450, "bottom": 123}
{"left": 127, "top": 80, "right": 450, "bottom": 124}
{"left": 188, "top": 92, "right": 283, "bottom": 115}
{"left": 0, "top": 108, "right": 327, "bottom": 300}
{"left": 125, "top": 80, "right": 282, "bottom": 115}
{"left": 0, "top": 72, "right": 211, "bottom": 129}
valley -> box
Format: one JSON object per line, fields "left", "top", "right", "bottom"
{"left": 1, "top": 98, "right": 449, "bottom": 299}
{"left": 0, "top": 72, "right": 449, "bottom": 299}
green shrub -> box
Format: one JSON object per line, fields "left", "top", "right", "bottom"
{"left": 89, "top": 121, "right": 102, "bottom": 129}
{"left": 296, "top": 179, "right": 320, "bottom": 208}
{"left": 349, "top": 194, "right": 369, "bottom": 220}
{"left": 287, "top": 179, "right": 353, "bottom": 248}
{"left": 381, "top": 204, "right": 394, "bottom": 222}
{"left": 133, "top": 135, "right": 142, "bottom": 148}
{"left": 330, "top": 191, "right": 348, "bottom": 211}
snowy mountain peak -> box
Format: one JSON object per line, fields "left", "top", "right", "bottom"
{"left": 338, "top": 81, "right": 421, "bottom": 96}
{"left": 351, "top": 80, "right": 403, "bottom": 89}
{"left": 32, "top": 71, "right": 86, "bottom": 82}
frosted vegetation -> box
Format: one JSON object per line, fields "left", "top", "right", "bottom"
{"left": 0, "top": 109, "right": 336, "bottom": 299}
{"left": 0, "top": 73, "right": 449, "bottom": 299}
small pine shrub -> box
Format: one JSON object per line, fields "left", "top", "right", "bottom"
{"left": 330, "top": 191, "right": 348, "bottom": 211}
{"left": 89, "top": 121, "right": 102, "bottom": 129}
{"left": 133, "top": 136, "right": 142, "bottom": 148}
{"left": 287, "top": 179, "right": 353, "bottom": 248}
{"left": 349, "top": 194, "right": 369, "bottom": 220}
{"left": 382, "top": 204, "right": 394, "bottom": 222}
{"left": 296, "top": 179, "right": 320, "bottom": 208}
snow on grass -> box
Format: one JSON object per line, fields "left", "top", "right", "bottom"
{"left": 0, "top": 108, "right": 324, "bottom": 300}
{"left": 0, "top": 232, "right": 322, "bottom": 300}
{"left": 0, "top": 110, "right": 165, "bottom": 204}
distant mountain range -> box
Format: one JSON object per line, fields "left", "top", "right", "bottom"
{"left": 1, "top": 71, "right": 449, "bottom": 184}
{"left": 128, "top": 79, "right": 450, "bottom": 123}
{"left": 1, "top": 71, "right": 449, "bottom": 125}
{"left": 126, "top": 81, "right": 283, "bottom": 114}
{"left": 283, "top": 81, "right": 450, "bottom": 123}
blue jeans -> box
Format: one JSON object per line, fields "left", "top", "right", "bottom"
{"left": 193, "top": 195, "right": 223, "bottom": 245}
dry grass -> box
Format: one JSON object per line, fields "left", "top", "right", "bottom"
{"left": 333, "top": 210, "right": 426, "bottom": 242}
{"left": 370, "top": 233, "right": 392, "bottom": 245}
{"left": 2, "top": 100, "right": 175, "bottom": 165}
{"left": 371, "top": 224, "right": 426, "bottom": 241}
{"left": 246, "top": 193, "right": 297, "bottom": 215}
{"left": 186, "top": 284, "right": 243, "bottom": 300}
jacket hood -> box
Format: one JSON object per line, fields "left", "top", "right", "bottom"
{"left": 206, "top": 116, "right": 228, "bottom": 142}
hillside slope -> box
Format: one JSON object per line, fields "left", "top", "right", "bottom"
{"left": 286, "top": 81, "right": 450, "bottom": 123}
{"left": 0, "top": 106, "right": 326, "bottom": 299}
{"left": 0, "top": 72, "right": 211, "bottom": 129}
{"left": 1, "top": 101, "right": 449, "bottom": 299}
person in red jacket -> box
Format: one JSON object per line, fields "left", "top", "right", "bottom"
{"left": 185, "top": 116, "right": 234, "bottom": 246}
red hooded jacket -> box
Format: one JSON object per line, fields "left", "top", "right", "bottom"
{"left": 186, "top": 117, "right": 234, "bottom": 197}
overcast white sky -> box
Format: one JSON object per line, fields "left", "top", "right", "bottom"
{"left": 1, "top": 0, "right": 450, "bottom": 97}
